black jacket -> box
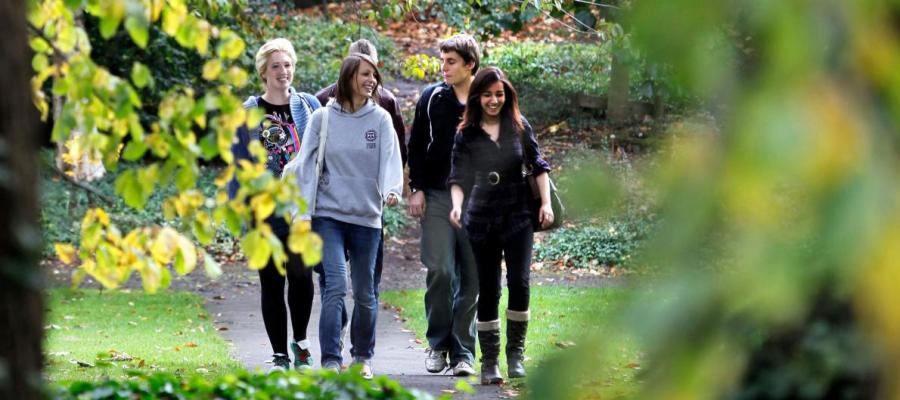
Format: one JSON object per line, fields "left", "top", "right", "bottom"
{"left": 447, "top": 117, "right": 551, "bottom": 241}
{"left": 407, "top": 82, "right": 466, "bottom": 191}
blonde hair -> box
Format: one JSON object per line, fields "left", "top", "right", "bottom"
{"left": 255, "top": 38, "right": 297, "bottom": 83}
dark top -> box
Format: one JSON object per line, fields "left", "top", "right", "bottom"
{"left": 408, "top": 82, "right": 465, "bottom": 191}
{"left": 447, "top": 117, "right": 551, "bottom": 241}
{"left": 256, "top": 98, "right": 301, "bottom": 178}
{"left": 231, "top": 96, "right": 303, "bottom": 236}
{"left": 315, "top": 83, "right": 407, "bottom": 165}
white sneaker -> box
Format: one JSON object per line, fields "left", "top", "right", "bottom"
{"left": 452, "top": 360, "right": 475, "bottom": 376}
{"left": 356, "top": 359, "right": 374, "bottom": 380}
{"left": 425, "top": 349, "right": 448, "bottom": 373}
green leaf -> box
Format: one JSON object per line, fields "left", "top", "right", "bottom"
{"left": 199, "top": 134, "right": 219, "bottom": 160}
{"left": 175, "top": 166, "right": 197, "bottom": 191}
{"left": 122, "top": 140, "right": 148, "bottom": 161}
{"left": 115, "top": 169, "right": 145, "bottom": 209}
{"left": 32, "top": 54, "right": 49, "bottom": 71}
{"left": 131, "top": 62, "right": 152, "bottom": 89}
{"left": 99, "top": 15, "right": 123, "bottom": 39}
{"left": 124, "top": 16, "right": 149, "bottom": 48}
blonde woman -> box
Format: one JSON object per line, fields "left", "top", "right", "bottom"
{"left": 227, "top": 38, "right": 320, "bottom": 371}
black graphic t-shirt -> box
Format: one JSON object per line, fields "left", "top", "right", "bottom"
{"left": 256, "top": 97, "right": 300, "bottom": 178}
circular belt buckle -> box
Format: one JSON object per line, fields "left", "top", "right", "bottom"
{"left": 488, "top": 171, "right": 500, "bottom": 185}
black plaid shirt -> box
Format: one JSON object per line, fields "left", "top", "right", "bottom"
{"left": 448, "top": 117, "right": 551, "bottom": 242}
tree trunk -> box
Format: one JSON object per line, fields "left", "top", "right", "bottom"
{"left": 606, "top": 52, "right": 630, "bottom": 129}
{"left": 0, "top": 1, "right": 45, "bottom": 399}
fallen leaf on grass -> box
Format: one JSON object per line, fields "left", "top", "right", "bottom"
{"left": 440, "top": 390, "right": 457, "bottom": 394}
{"left": 185, "top": 342, "right": 198, "bottom": 348}
{"left": 625, "top": 362, "right": 641, "bottom": 369}
{"left": 217, "top": 326, "right": 229, "bottom": 331}
{"left": 555, "top": 341, "right": 576, "bottom": 349}
{"left": 72, "top": 360, "right": 94, "bottom": 368}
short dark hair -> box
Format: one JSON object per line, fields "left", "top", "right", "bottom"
{"left": 439, "top": 34, "right": 480, "bottom": 74}
{"left": 335, "top": 54, "right": 382, "bottom": 112}
{"left": 458, "top": 67, "right": 523, "bottom": 133}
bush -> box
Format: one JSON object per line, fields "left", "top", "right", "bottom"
{"left": 51, "top": 368, "right": 437, "bottom": 399}
{"left": 382, "top": 205, "right": 411, "bottom": 238}
{"left": 40, "top": 151, "right": 237, "bottom": 258}
{"left": 484, "top": 41, "right": 692, "bottom": 124}
{"left": 245, "top": 16, "right": 400, "bottom": 94}
{"left": 534, "top": 216, "right": 653, "bottom": 269}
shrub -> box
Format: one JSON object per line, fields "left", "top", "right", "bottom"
{"left": 382, "top": 205, "right": 411, "bottom": 238}
{"left": 401, "top": 54, "right": 441, "bottom": 82}
{"left": 484, "top": 41, "right": 692, "bottom": 124}
{"left": 51, "top": 368, "right": 437, "bottom": 399}
{"left": 534, "top": 216, "right": 653, "bottom": 269}
{"left": 39, "top": 151, "right": 237, "bottom": 258}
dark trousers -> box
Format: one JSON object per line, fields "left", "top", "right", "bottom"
{"left": 259, "top": 233, "right": 315, "bottom": 355}
{"left": 470, "top": 225, "right": 534, "bottom": 322}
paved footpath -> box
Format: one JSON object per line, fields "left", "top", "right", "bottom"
{"left": 205, "top": 276, "right": 506, "bottom": 399}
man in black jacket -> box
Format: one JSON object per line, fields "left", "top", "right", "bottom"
{"left": 407, "top": 34, "right": 480, "bottom": 377}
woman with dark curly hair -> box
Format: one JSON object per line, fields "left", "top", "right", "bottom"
{"left": 448, "top": 67, "right": 554, "bottom": 384}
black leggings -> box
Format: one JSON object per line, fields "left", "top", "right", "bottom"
{"left": 471, "top": 226, "right": 533, "bottom": 322}
{"left": 259, "top": 233, "right": 315, "bottom": 355}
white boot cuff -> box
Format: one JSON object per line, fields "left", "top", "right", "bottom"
{"left": 506, "top": 309, "right": 530, "bottom": 322}
{"left": 477, "top": 319, "right": 501, "bottom": 331}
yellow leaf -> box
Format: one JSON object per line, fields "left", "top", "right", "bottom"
{"left": 55, "top": 243, "right": 77, "bottom": 265}
{"left": 173, "top": 234, "right": 197, "bottom": 275}
{"left": 201, "top": 59, "right": 222, "bottom": 81}
{"left": 241, "top": 229, "right": 271, "bottom": 269}
{"left": 250, "top": 192, "right": 276, "bottom": 221}
{"left": 288, "top": 221, "right": 322, "bottom": 267}
{"left": 150, "top": 227, "right": 179, "bottom": 265}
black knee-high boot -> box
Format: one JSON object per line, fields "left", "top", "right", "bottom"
{"left": 477, "top": 320, "right": 503, "bottom": 385}
{"left": 506, "top": 309, "right": 529, "bottom": 378}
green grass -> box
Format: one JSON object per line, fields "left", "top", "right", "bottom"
{"left": 381, "top": 286, "right": 640, "bottom": 397}
{"left": 44, "top": 288, "right": 241, "bottom": 384}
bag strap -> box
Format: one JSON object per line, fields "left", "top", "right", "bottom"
{"left": 425, "top": 85, "right": 443, "bottom": 152}
{"left": 309, "top": 100, "right": 331, "bottom": 211}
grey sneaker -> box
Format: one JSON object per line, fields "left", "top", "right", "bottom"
{"left": 268, "top": 353, "right": 291, "bottom": 373}
{"left": 425, "top": 349, "right": 448, "bottom": 373}
{"left": 452, "top": 360, "right": 475, "bottom": 377}
{"left": 322, "top": 360, "right": 341, "bottom": 372}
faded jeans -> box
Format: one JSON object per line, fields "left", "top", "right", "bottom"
{"left": 420, "top": 189, "right": 478, "bottom": 364}
{"left": 313, "top": 217, "right": 381, "bottom": 365}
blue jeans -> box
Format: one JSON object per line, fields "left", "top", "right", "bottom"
{"left": 420, "top": 190, "right": 478, "bottom": 364}
{"left": 313, "top": 217, "right": 381, "bottom": 365}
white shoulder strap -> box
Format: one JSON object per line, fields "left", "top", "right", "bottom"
{"left": 308, "top": 100, "right": 331, "bottom": 211}
{"left": 425, "top": 86, "right": 442, "bottom": 152}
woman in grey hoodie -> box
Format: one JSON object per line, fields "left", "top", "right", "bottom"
{"left": 295, "top": 54, "right": 403, "bottom": 378}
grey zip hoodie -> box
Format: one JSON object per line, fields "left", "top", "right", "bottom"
{"left": 296, "top": 99, "right": 403, "bottom": 228}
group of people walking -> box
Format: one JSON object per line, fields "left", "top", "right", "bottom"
{"left": 228, "top": 33, "right": 554, "bottom": 385}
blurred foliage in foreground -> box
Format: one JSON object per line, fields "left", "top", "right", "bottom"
{"left": 529, "top": 1, "right": 900, "bottom": 399}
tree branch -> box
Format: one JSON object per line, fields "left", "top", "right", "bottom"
{"left": 50, "top": 164, "right": 115, "bottom": 205}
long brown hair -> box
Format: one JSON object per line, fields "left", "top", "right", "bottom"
{"left": 458, "top": 67, "right": 523, "bottom": 133}
{"left": 335, "top": 54, "right": 382, "bottom": 112}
